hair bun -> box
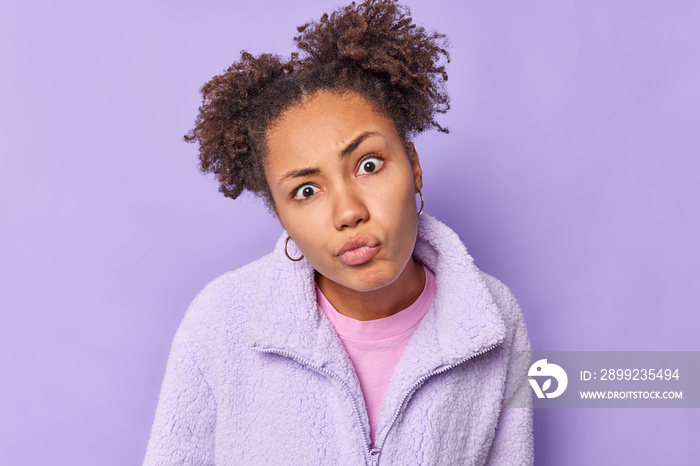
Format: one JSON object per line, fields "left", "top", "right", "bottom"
{"left": 186, "top": 0, "right": 450, "bottom": 205}
{"left": 295, "top": 0, "right": 449, "bottom": 114}
{"left": 185, "top": 52, "right": 297, "bottom": 199}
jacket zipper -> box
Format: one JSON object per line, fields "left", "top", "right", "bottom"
{"left": 251, "top": 347, "right": 375, "bottom": 465}
{"left": 375, "top": 343, "right": 502, "bottom": 454}
{"left": 253, "top": 343, "right": 500, "bottom": 466}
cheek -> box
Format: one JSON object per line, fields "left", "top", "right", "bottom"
{"left": 284, "top": 211, "right": 329, "bottom": 260}
{"left": 369, "top": 179, "right": 418, "bottom": 245}
{"left": 373, "top": 171, "right": 417, "bottom": 217}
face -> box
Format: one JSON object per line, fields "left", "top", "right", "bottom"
{"left": 264, "top": 90, "right": 423, "bottom": 292}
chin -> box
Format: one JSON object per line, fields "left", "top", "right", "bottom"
{"left": 342, "top": 266, "right": 402, "bottom": 292}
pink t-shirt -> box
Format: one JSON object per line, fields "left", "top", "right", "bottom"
{"left": 316, "top": 264, "right": 436, "bottom": 447}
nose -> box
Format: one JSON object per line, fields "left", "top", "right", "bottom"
{"left": 332, "top": 186, "right": 369, "bottom": 230}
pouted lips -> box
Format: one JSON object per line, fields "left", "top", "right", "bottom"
{"left": 336, "top": 235, "right": 380, "bottom": 266}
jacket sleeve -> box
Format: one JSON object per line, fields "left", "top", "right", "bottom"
{"left": 143, "top": 326, "right": 217, "bottom": 466}
{"left": 482, "top": 275, "right": 535, "bottom": 466}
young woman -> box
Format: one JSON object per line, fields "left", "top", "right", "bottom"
{"left": 144, "top": 1, "right": 533, "bottom": 464}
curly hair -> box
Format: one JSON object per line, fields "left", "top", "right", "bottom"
{"left": 185, "top": 0, "right": 450, "bottom": 208}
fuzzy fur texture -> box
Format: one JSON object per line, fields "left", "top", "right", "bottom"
{"left": 144, "top": 215, "right": 534, "bottom": 465}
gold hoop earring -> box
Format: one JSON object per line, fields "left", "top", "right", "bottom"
{"left": 285, "top": 236, "right": 304, "bottom": 262}
{"left": 417, "top": 189, "right": 424, "bottom": 216}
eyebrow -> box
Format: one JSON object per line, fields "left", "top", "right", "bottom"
{"left": 279, "top": 167, "right": 320, "bottom": 184}
{"left": 340, "top": 131, "right": 380, "bottom": 157}
{"left": 278, "top": 131, "right": 381, "bottom": 184}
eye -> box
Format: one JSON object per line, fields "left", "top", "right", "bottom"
{"left": 292, "top": 184, "right": 320, "bottom": 200}
{"left": 357, "top": 156, "right": 383, "bottom": 175}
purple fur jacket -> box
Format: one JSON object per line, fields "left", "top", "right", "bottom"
{"left": 144, "top": 215, "right": 534, "bottom": 465}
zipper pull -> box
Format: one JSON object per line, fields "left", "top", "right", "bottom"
{"left": 369, "top": 448, "right": 380, "bottom": 465}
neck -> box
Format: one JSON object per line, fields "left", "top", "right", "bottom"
{"left": 315, "top": 258, "right": 426, "bottom": 321}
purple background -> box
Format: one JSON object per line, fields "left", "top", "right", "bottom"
{"left": 1, "top": 0, "right": 697, "bottom": 464}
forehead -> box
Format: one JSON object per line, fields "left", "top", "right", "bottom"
{"left": 264, "top": 90, "right": 400, "bottom": 166}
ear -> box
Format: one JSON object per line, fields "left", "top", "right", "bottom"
{"left": 267, "top": 197, "right": 286, "bottom": 230}
{"left": 275, "top": 208, "right": 285, "bottom": 231}
{"left": 408, "top": 142, "right": 423, "bottom": 191}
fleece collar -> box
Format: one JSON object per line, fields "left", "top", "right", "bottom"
{"left": 247, "top": 214, "right": 506, "bottom": 388}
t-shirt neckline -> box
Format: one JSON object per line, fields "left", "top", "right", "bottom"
{"left": 315, "top": 264, "right": 436, "bottom": 341}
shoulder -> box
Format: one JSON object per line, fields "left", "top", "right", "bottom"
{"left": 187, "top": 253, "right": 273, "bottom": 316}
{"left": 479, "top": 270, "right": 532, "bottom": 352}
{"left": 479, "top": 272, "right": 518, "bottom": 317}
{"left": 175, "top": 252, "right": 276, "bottom": 353}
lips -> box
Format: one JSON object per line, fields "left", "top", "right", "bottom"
{"left": 336, "top": 235, "right": 380, "bottom": 266}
